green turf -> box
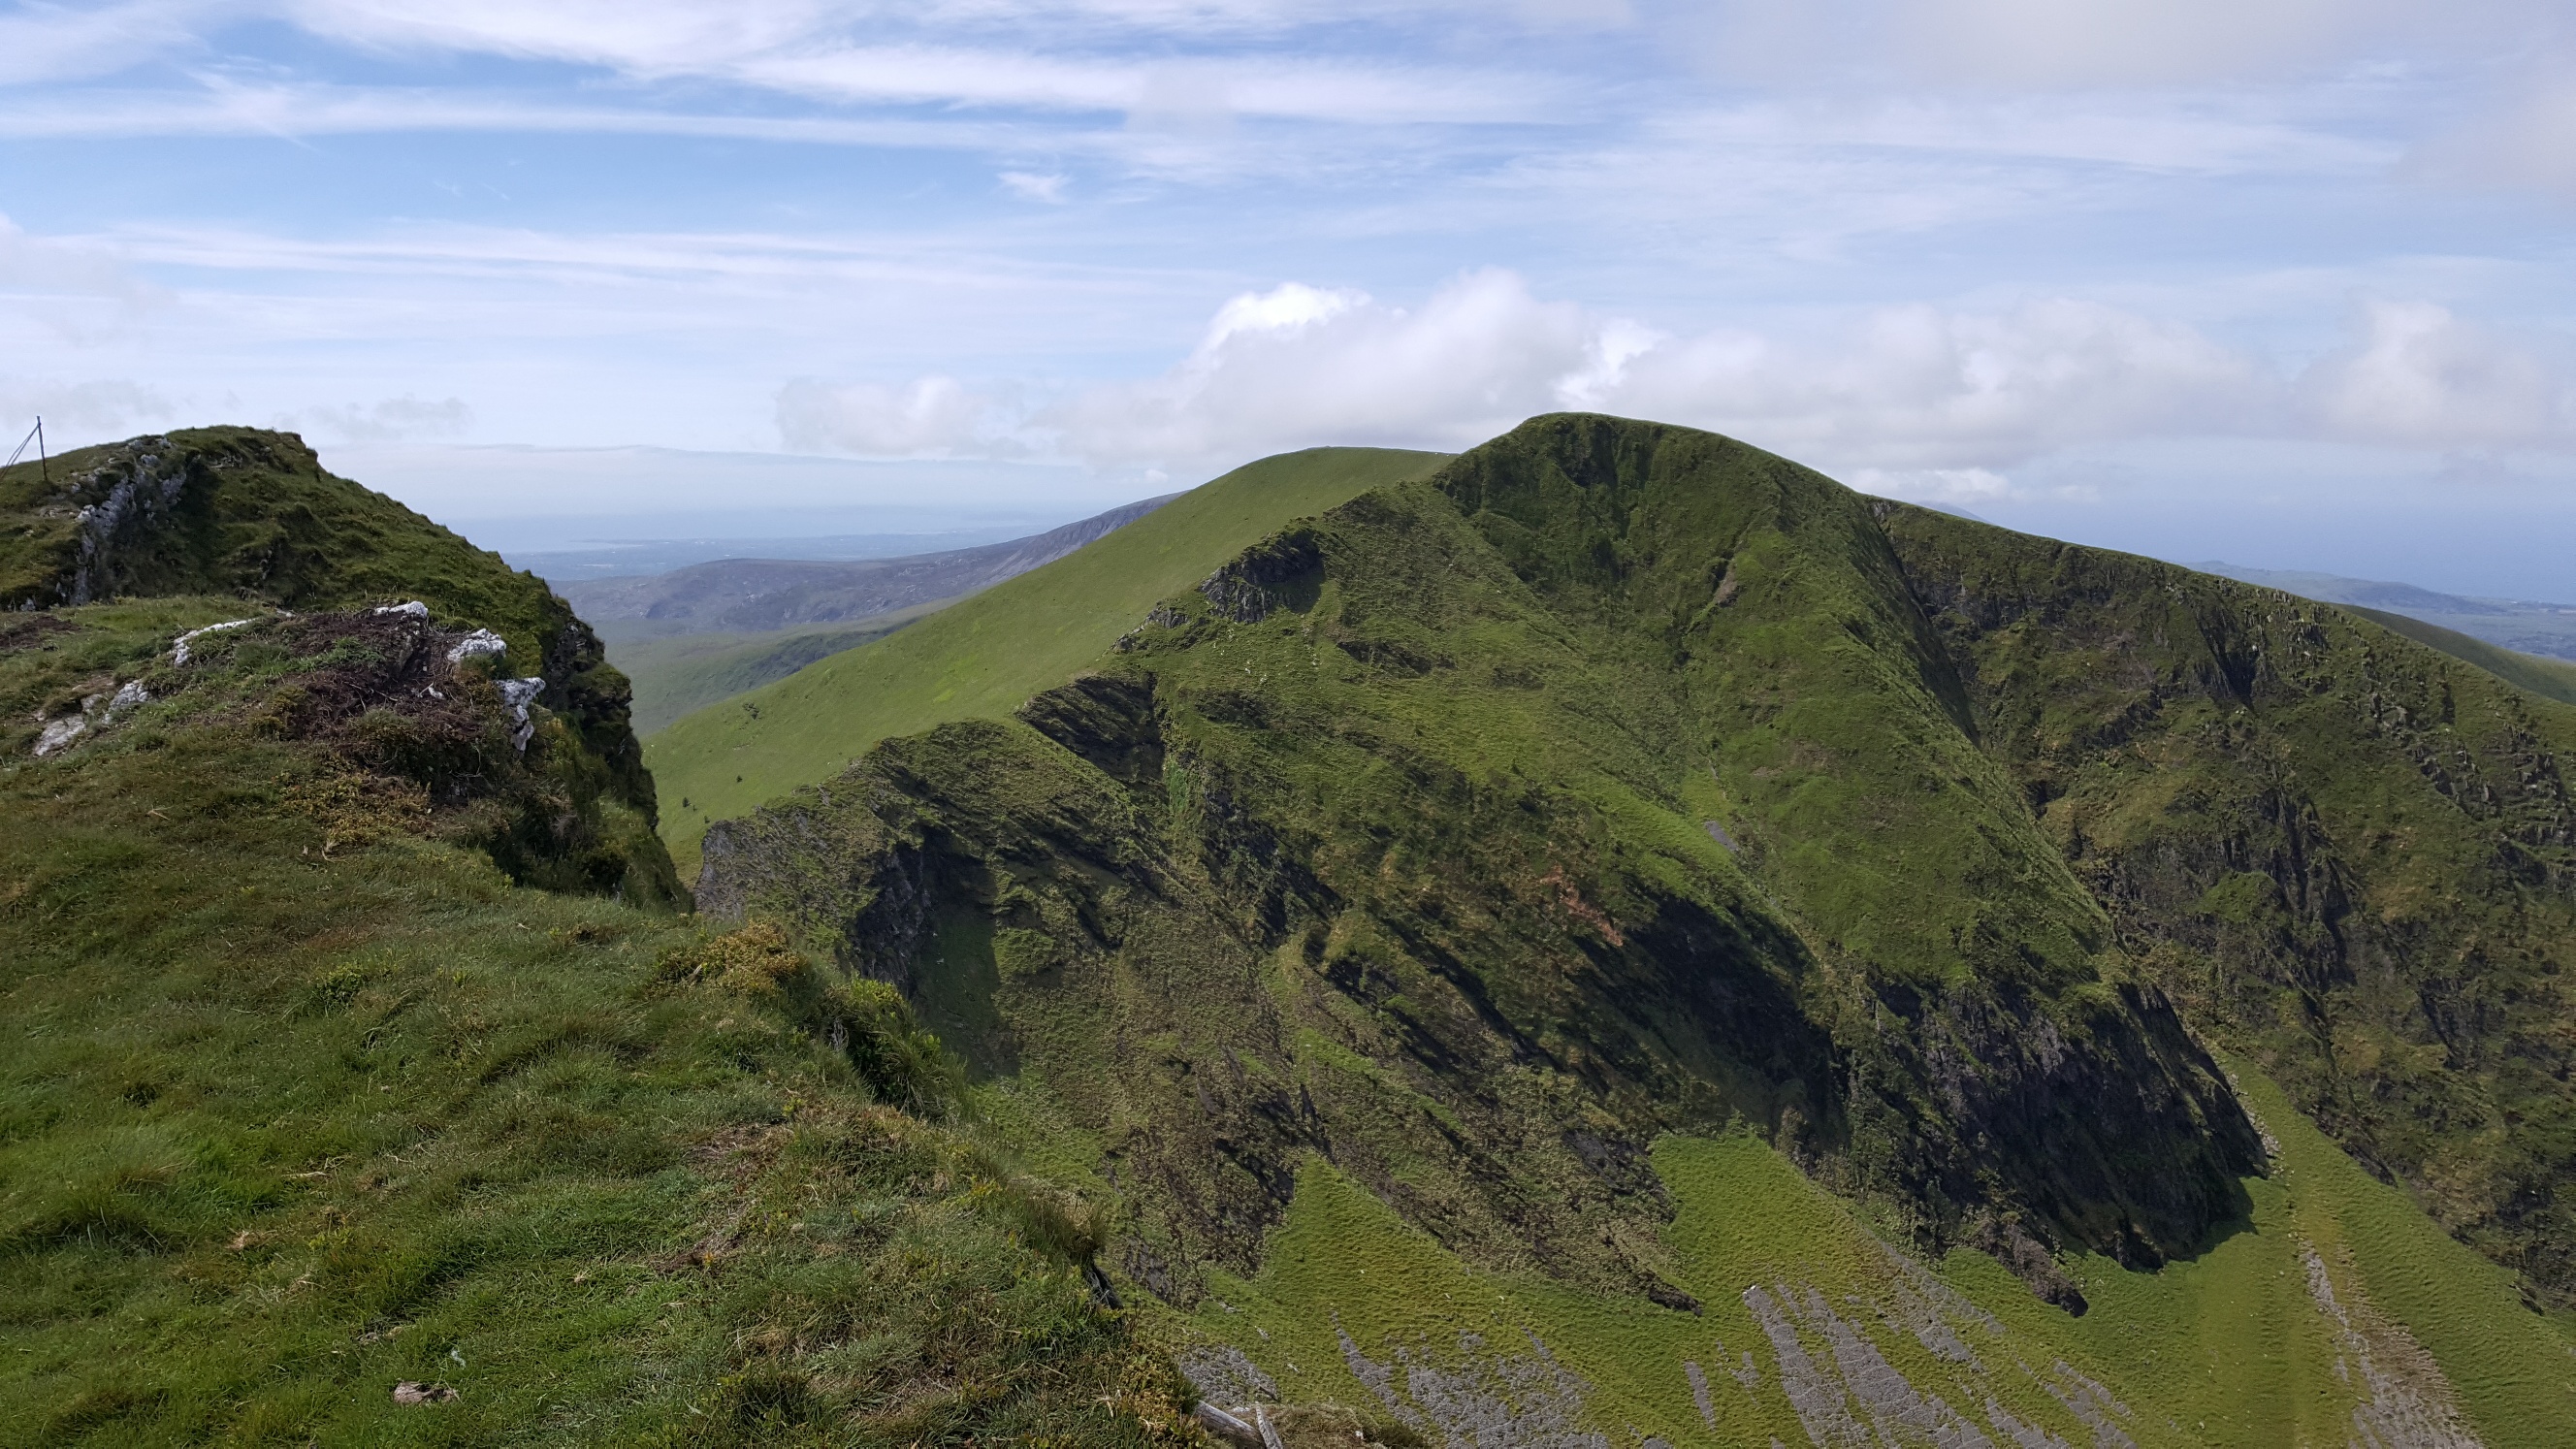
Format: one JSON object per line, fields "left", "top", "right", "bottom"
{"left": 2337, "top": 602, "right": 2576, "bottom": 706}
{"left": 0, "top": 599, "right": 1198, "bottom": 1446}
{"left": 646, "top": 447, "right": 1449, "bottom": 877}
{"left": 1163, "top": 1059, "right": 2574, "bottom": 1447}
{"left": 608, "top": 604, "right": 947, "bottom": 735}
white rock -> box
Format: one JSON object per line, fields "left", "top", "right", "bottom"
{"left": 373, "top": 600, "right": 430, "bottom": 618}
{"left": 446, "top": 628, "right": 507, "bottom": 664}
{"left": 109, "top": 680, "right": 149, "bottom": 716}
{"left": 171, "top": 618, "right": 255, "bottom": 665}
{"left": 34, "top": 716, "right": 85, "bottom": 757}
{"left": 497, "top": 676, "right": 545, "bottom": 752}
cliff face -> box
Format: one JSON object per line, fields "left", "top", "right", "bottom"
{"left": 2, "top": 427, "right": 675, "bottom": 900}
{"left": 701, "top": 416, "right": 2298, "bottom": 1311}
{"left": 1883, "top": 505, "right": 2576, "bottom": 1305}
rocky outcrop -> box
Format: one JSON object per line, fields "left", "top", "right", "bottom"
{"left": 698, "top": 417, "right": 2274, "bottom": 1311}
{"left": 2, "top": 427, "right": 678, "bottom": 902}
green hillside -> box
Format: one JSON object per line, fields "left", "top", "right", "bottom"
{"left": 22, "top": 417, "right": 2576, "bottom": 1446}
{"left": 701, "top": 414, "right": 2576, "bottom": 1442}
{"left": 1163, "top": 1063, "right": 2572, "bottom": 1446}
{"left": 648, "top": 447, "right": 1449, "bottom": 877}
{"left": 0, "top": 599, "right": 1197, "bottom": 1446}
{"left": 2340, "top": 601, "right": 2576, "bottom": 706}
{"left": 0, "top": 427, "right": 672, "bottom": 897}
{"left": 613, "top": 605, "right": 946, "bottom": 734}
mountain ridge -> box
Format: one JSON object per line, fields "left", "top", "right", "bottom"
{"left": 558, "top": 492, "right": 1182, "bottom": 642}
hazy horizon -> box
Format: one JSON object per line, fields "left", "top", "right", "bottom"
{"left": 3, "top": 1, "right": 2572, "bottom": 597}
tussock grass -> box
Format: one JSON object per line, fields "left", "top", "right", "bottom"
{"left": 0, "top": 604, "right": 1198, "bottom": 1446}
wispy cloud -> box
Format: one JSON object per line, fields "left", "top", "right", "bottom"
{"left": 274, "top": 393, "right": 474, "bottom": 442}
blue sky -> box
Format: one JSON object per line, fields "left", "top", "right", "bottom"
{"left": 2, "top": 1, "right": 2573, "bottom": 594}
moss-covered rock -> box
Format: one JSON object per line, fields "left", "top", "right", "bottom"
{"left": 1, "top": 427, "right": 670, "bottom": 898}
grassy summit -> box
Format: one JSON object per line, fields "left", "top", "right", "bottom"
{"left": 0, "top": 442, "right": 1204, "bottom": 1444}
{"left": 700, "top": 414, "right": 2576, "bottom": 1442}
{"left": 647, "top": 447, "right": 1448, "bottom": 876}
{"left": 0, "top": 427, "right": 667, "bottom": 888}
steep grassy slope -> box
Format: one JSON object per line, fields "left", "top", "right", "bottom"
{"left": 0, "top": 599, "right": 1201, "bottom": 1447}
{"left": 1884, "top": 505, "right": 2576, "bottom": 1307}
{"left": 2338, "top": 602, "right": 2576, "bottom": 706}
{"left": 701, "top": 418, "right": 2265, "bottom": 1313}
{"left": 613, "top": 605, "right": 943, "bottom": 735}
{"left": 697, "top": 414, "right": 2576, "bottom": 1443}
{"left": 0, "top": 427, "right": 663, "bottom": 858}
{"left": 648, "top": 447, "right": 1448, "bottom": 876}
{"left": 1162, "top": 1063, "right": 2574, "bottom": 1447}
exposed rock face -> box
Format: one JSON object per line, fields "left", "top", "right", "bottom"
{"left": 1880, "top": 503, "right": 2576, "bottom": 1306}
{"left": 1, "top": 427, "right": 678, "bottom": 903}
{"left": 698, "top": 417, "right": 2274, "bottom": 1309}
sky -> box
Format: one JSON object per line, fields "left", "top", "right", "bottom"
{"left": 1, "top": 1, "right": 2573, "bottom": 595}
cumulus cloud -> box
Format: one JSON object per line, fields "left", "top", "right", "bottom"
{"left": 1611, "top": 299, "right": 2276, "bottom": 469}
{"left": 1031, "top": 274, "right": 2282, "bottom": 472}
{"left": 776, "top": 374, "right": 1014, "bottom": 457}
{"left": 791, "top": 272, "right": 2576, "bottom": 485}
{"left": 1044, "top": 271, "right": 1595, "bottom": 462}
{"left": 277, "top": 395, "right": 473, "bottom": 443}
{"left": 2302, "top": 300, "right": 2572, "bottom": 449}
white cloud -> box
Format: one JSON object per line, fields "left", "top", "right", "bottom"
{"left": 1037, "top": 275, "right": 2278, "bottom": 470}
{"left": 776, "top": 374, "right": 1011, "bottom": 456}
{"left": 2302, "top": 300, "right": 2572, "bottom": 449}
{"left": 2409, "top": 68, "right": 2576, "bottom": 199}
{"left": 0, "top": 0, "right": 211, "bottom": 87}
{"left": 1696, "top": 0, "right": 2527, "bottom": 88}
{"left": 0, "top": 376, "right": 177, "bottom": 441}
{"left": 275, "top": 395, "right": 473, "bottom": 443}
{"left": 1614, "top": 298, "right": 2277, "bottom": 468}
{"left": 803, "top": 273, "right": 2576, "bottom": 479}
{"left": 1044, "top": 271, "right": 1596, "bottom": 462}
{"left": 1842, "top": 467, "right": 2015, "bottom": 504}
{"left": 0, "top": 214, "right": 152, "bottom": 299}
{"left": 999, "top": 170, "right": 1069, "bottom": 201}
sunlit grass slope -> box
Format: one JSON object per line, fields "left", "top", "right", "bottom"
{"left": 0, "top": 600, "right": 1196, "bottom": 1446}
{"left": 647, "top": 447, "right": 1448, "bottom": 876}
{"left": 1157, "top": 1059, "right": 2576, "bottom": 1447}
{"left": 610, "top": 603, "right": 947, "bottom": 734}
{"left": 2340, "top": 601, "right": 2576, "bottom": 706}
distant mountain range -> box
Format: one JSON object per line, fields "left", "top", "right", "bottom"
{"left": 2199, "top": 560, "right": 2576, "bottom": 661}
{"left": 554, "top": 494, "right": 1181, "bottom": 643}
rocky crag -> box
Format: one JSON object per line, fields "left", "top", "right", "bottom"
{"left": 699, "top": 416, "right": 2292, "bottom": 1312}
{"left": 2, "top": 426, "right": 675, "bottom": 899}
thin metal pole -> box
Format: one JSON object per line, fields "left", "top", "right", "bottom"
{"left": 33, "top": 416, "right": 44, "bottom": 487}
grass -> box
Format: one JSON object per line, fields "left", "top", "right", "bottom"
{"left": 696, "top": 415, "right": 2576, "bottom": 1440}
{"left": 605, "top": 605, "right": 948, "bottom": 735}
{"left": 2338, "top": 602, "right": 2576, "bottom": 705}
{"left": 702, "top": 420, "right": 2267, "bottom": 1325}
{"left": 0, "top": 602, "right": 1200, "bottom": 1446}
{"left": 1166, "top": 1067, "right": 2576, "bottom": 1448}
{"left": 646, "top": 447, "right": 1449, "bottom": 877}
{"left": 0, "top": 427, "right": 663, "bottom": 851}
